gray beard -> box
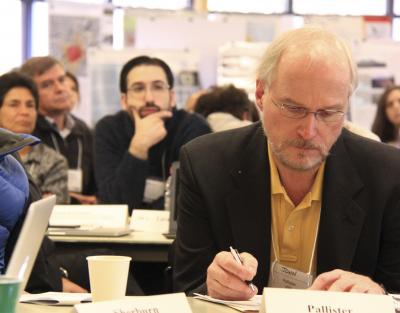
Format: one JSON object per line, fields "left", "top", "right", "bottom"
{"left": 261, "top": 121, "right": 330, "bottom": 172}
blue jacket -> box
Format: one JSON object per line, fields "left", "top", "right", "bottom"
{"left": 0, "top": 128, "right": 39, "bottom": 272}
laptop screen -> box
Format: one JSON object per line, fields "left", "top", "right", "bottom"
{"left": 6, "top": 195, "right": 55, "bottom": 294}
{"left": 165, "top": 162, "right": 180, "bottom": 237}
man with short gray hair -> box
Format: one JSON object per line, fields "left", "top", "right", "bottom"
{"left": 173, "top": 27, "right": 400, "bottom": 299}
{"left": 21, "top": 56, "right": 96, "bottom": 205}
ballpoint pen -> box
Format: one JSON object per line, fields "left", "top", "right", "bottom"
{"left": 229, "top": 246, "right": 257, "bottom": 292}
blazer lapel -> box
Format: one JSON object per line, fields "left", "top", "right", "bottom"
{"left": 317, "top": 132, "right": 365, "bottom": 274}
{"left": 225, "top": 125, "right": 272, "bottom": 288}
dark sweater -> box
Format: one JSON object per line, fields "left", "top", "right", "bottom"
{"left": 94, "top": 109, "right": 211, "bottom": 212}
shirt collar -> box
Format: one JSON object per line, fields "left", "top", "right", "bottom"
{"left": 45, "top": 114, "right": 75, "bottom": 138}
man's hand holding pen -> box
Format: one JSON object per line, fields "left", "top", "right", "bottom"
{"left": 206, "top": 249, "right": 258, "bottom": 301}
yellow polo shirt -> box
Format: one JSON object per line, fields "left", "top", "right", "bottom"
{"left": 268, "top": 143, "right": 325, "bottom": 275}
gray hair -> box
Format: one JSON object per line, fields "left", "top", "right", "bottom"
{"left": 256, "top": 27, "right": 358, "bottom": 95}
{"left": 20, "top": 56, "right": 62, "bottom": 78}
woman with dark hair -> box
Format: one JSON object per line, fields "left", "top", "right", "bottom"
{"left": 65, "top": 71, "right": 80, "bottom": 111}
{"left": 372, "top": 85, "right": 400, "bottom": 147}
{"left": 0, "top": 71, "right": 69, "bottom": 203}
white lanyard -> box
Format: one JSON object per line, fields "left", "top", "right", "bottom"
{"left": 271, "top": 210, "right": 320, "bottom": 275}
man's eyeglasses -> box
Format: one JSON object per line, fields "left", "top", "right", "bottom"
{"left": 271, "top": 98, "right": 345, "bottom": 123}
{"left": 127, "top": 81, "right": 170, "bottom": 99}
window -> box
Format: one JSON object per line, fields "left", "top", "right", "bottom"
{"left": 31, "top": 1, "right": 49, "bottom": 57}
{"left": 0, "top": 0, "right": 23, "bottom": 74}
{"left": 394, "top": 0, "right": 400, "bottom": 15}
{"left": 112, "top": 0, "right": 190, "bottom": 10}
{"left": 293, "top": 0, "right": 387, "bottom": 16}
{"left": 207, "top": 0, "right": 288, "bottom": 14}
{"left": 51, "top": 0, "right": 108, "bottom": 3}
{"left": 393, "top": 18, "right": 400, "bottom": 41}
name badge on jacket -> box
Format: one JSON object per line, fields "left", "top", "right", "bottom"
{"left": 68, "top": 169, "right": 83, "bottom": 192}
{"left": 268, "top": 261, "right": 313, "bottom": 289}
{"left": 143, "top": 178, "right": 165, "bottom": 203}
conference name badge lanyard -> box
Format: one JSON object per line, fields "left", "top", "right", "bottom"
{"left": 268, "top": 222, "right": 319, "bottom": 289}
{"left": 142, "top": 151, "right": 167, "bottom": 203}
{"left": 68, "top": 139, "right": 83, "bottom": 192}
{"left": 51, "top": 134, "right": 83, "bottom": 193}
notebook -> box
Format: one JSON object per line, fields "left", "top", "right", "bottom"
{"left": 6, "top": 195, "right": 56, "bottom": 293}
{"left": 47, "top": 226, "right": 132, "bottom": 237}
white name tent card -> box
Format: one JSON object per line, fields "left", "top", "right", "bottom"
{"left": 260, "top": 288, "right": 395, "bottom": 313}
{"left": 49, "top": 205, "right": 128, "bottom": 228}
{"left": 130, "top": 209, "right": 169, "bottom": 233}
{"left": 74, "top": 292, "right": 191, "bottom": 313}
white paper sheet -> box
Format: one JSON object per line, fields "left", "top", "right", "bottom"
{"left": 193, "top": 293, "right": 261, "bottom": 312}
{"left": 20, "top": 292, "right": 92, "bottom": 306}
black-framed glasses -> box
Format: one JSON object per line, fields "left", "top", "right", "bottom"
{"left": 127, "top": 81, "right": 170, "bottom": 99}
{"left": 271, "top": 98, "right": 345, "bottom": 123}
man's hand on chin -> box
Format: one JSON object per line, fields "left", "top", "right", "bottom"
{"left": 128, "top": 108, "right": 172, "bottom": 160}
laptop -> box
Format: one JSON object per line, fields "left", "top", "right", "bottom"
{"left": 163, "top": 162, "right": 180, "bottom": 239}
{"left": 6, "top": 195, "right": 56, "bottom": 293}
{"left": 47, "top": 226, "right": 132, "bottom": 237}
{"left": 47, "top": 204, "right": 131, "bottom": 237}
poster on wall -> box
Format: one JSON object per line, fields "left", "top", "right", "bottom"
{"left": 49, "top": 1, "right": 113, "bottom": 76}
{"left": 303, "top": 15, "right": 364, "bottom": 43}
{"left": 50, "top": 15, "right": 100, "bottom": 76}
{"left": 48, "top": 1, "right": 114, "bottom": 125}
{"left": 363, "top": 16, "right": 392, "bottom": 40}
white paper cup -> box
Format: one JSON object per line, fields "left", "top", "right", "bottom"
{"left": 86, "top": 255, "right": 131, "bottom": 302}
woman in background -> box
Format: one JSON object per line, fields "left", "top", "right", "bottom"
{"left": 0, "top": 71, "right": 69, "bottom": 204}
{"left": 372, "top": 85, "right": 400, "bottom": 147}
{"left": 194, "top": 84, "right": 257, "bottom": 132}
{"left": 65, "top": 71, "right": 80, "bottom": 111}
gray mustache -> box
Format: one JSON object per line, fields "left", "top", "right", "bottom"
{"left": 287, "top": 139, "right": 322, "bottom": 150}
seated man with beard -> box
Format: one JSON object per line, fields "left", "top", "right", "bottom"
{"left": 94, "top": 56, "right": 210, "bottom": 212}
{"left": 173, "top": 27, "right": 400, "bottom": 299}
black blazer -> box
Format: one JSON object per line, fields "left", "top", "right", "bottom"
{"left": 173, "top": 122, "right": 400, "bottom": 294}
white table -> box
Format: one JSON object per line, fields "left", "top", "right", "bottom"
{"left": 49, "top": 231, "right": 173, "bottom": 262}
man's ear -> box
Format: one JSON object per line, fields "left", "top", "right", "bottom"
{"left": 169, "top": 90, "right": 176, "bottom": 109}
{"left": 255, "top": 79, "right": 266, "bottom": 111}
{"left": 120, "top": 93, "right": 128, "bottom": 110}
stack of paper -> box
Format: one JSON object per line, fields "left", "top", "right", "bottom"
{"left": 193, "top": 293, "right": 261, "bottom": 312}
{"left": 390, "top": 294, "right": 400, "bottom": 313}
